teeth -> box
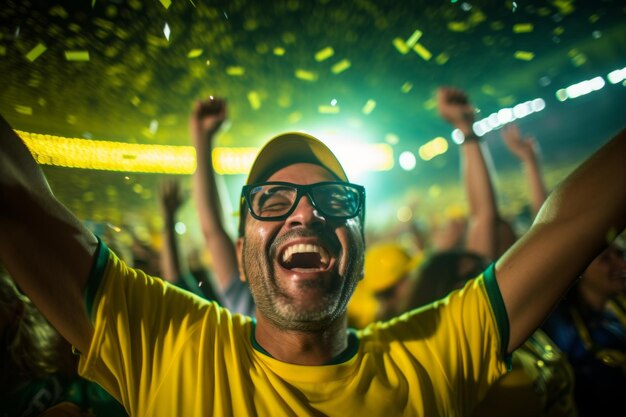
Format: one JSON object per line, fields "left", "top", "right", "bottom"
{"left": 282, "top": 243, "right": 329, "bottom": 265}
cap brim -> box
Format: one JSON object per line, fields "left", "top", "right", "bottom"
{"left": 245, "top": 132, "right": 348, "bottom": 185}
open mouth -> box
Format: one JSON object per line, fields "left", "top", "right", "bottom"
{"left": 280, "top": 243, "right": 330, "bottom": 272}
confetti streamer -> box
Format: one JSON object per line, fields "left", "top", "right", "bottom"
{"left": 315, "top": 47, "right": 334, "bottom": 62}
{"left": 187, "top": 49, "right": 203, "bottom": 58}
{"left": 15, "top": 105, "right": 32, "bottom": 115}
{"left": 392, "top": 38, "right": 409, "bottom": 54}
{"left": 318, "top": 105, "right": 340, "bottom": 114}
{"left": 513, "top": 23, "right": 533, "bottom": 33}
{"left": 514, "top": 51, "right": 534, "bottom": 61}
{"left": 26, "top": 43, "right": 47, "bottom": 62}
{"left": 405, "top": 30, "right": 422, "bottom": 47}
{"left": 65, "top": 50, "right": 90, "bottom": 61}
{"left": 413, "top": 43, "right": 431, "bottom": 61}
{"left": 295, "top": 69, "right": 318, "bottom": 81}
{"left": 435, "top": 52, "right": 449, "bottom": 65}
{"left": 448, "top": 22, "right": 469, "bottom": 32}
{"left": 362, "top": 99, "right": 376, "bottom": 115}
{"left": 226, "top": 66, "right": 245, "bottom": 76}
{"left": 247, "top": 91, "right": 261, "bottom": 110}
{"left": 331, "top": 59, "right": 351, "bottom": 74}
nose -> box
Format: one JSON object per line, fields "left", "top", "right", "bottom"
{"left": 285, "top": 194, "right": 326, "bottom": 230}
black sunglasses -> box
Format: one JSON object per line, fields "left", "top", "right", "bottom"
{"left": 241, "top": 181, "right": 365, "bottom": 221}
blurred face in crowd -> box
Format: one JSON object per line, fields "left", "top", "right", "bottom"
{"left": 237, "top": 163, "right": 365, "bottom": 331}
{"left": 580, "top": 243, "right": 626, "bottom": 298}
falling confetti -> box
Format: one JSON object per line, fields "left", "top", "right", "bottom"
{"left": 226, "top": 66, "right": 245, "bottom": 76}
{"left": 318, "top": 105, "right": 340, "bottom": 114}
{"left": 247, "top": 91, "right": 261, "bottom": 110}
{"left": 273, "top": 47, "right": 285, "bottom": 56}
{"left": 405, "top": 30, "right": 422, "bottom": 47}
{"left": 25, "top": 43, "right": 47, "bottom": 62}
{"left": 413, "top": 43, "right": 432, "bottom": 61}
{"left": 160, "top": 0, "right": 171, "bottom": 10}
{"left": 65, "top": 50, "right": 90, "bottom": 61}
{"left": 362, "top": 99, "right": 376, "bottom": 115}
{"left": 513, "top": 23, "right": 533, "bottom": 33}
{"left": 435, "top": 52, "right": 449, "bottom": 65}
{"left": 392, "top": 38, "right": 409, "bottom": 54}
{"left": 315, "top": 47, "right": 334, "bottom": 62}
{"left": 187, "top": 49, "right": 203, "bottom": 58}
{"left": 401, "top": 82, "right": 413, "bottom": 93}
{"left": 163, "top": 23, "right": 171, "bottom": 41}
{"left": 295, "top": 69, "right": 318, "bottom": 81}
{"left": 514, "top": 51, "right": 535, "bottom": 61}
{"left": 15, "top": 105, "right": 33, "bottom": 115}
{"left": 331, "top": 59, "right": 351, "bottom": 74}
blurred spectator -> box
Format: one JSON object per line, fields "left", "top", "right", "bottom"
{"left": 190, "top": 96, "right": 255, "bottom": 316}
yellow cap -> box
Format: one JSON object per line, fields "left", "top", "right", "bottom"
{"left": 245, "top": 132, "right": 348, "bottom": 185}
{"left": 362, "top": 242, "right": 422, "bottom": 293}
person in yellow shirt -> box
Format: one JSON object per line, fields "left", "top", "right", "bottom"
{"left": 0, "top": 106, "right": 624, "bottom": 416}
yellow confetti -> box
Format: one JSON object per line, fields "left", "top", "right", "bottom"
{"left": 187, "top": 49, "right": 203, "bottom": 58}
{"left": 490, "top": 21, "right": 504, "bottom": 31}
{"left": 295, "top": 69, "right": 318, "bottom": 81}
{"left": 160, "top": 0, "right": 171, "bottom": 9}
{"left": 538, "top": 7, "right": 551, "bottom": 16}
{"left": 553, "top": 0, "right": 575, "bottom": 15}
{"left": 362, "top": 99, "right": 376, "bottom": 115}
{"left": 413, "top": 43, "right": 431, "bottom": 61}
{"left": 15, "top": 105, "right": 32, "bottom": 115}
{"left": 315, "top": 47, "right": 334, "bottom": 62}
{"left": 392, "top": 38, "right": 409, "bottom": 54}
{"left": 49, "top": 5, "right": 69, "bottom": 19}
{"left": 423, "top": 97, "right": 437, "bottom": 110}
{"left": 65, "top": 50, "right": 90, "bottom": 61}
{"left": 435, "top": 52, "right": 449, "bottom": 65}
{"left": 514, "top": 51, "right": 534, "bottom": 61}
{"left": 554, "top": 26, "right": 564, "bottom": 35}
{"left": 513, "top": 23, "right": 533, "bottom": 33}
{"left": 468, "top": 10, "right": 486, "bottom": 25}
{"left": 448, "top": 22, "right": 469, "bottom": 32}
{"left": 66, "top": 115, "right": 77, "bottom": 124}
{"left": 226, "top": 66, "right": 245, "bottom": 76}
{"left": 26, "top": 43, "right": 47, "bottom": 62}
{"left": 498, "top": 96, "right": 516, "bottom": 106}
{"left": 589, "top": 14, "right": 599, "bottom": 23}
{"left": 331, "top": 59, "right": 351, "bottom": 74}
{"left": 481, "top": 85, "right": 496, "bottom": 95}
{"left": 247, "top": 91, "right": 261, "bottom": 110}
{"left": 318, "top": 105, "right": 340, "bottom": 114}
{"left": 0, "top": 46, "right": 5, "bottom": 56}
{"left": 287, "top": 112, "right": 303, "bottom": 124}
{"left": 273, "top": 47, "right": 285, "bottom": 56}
{"left": 401, "top": 82, "right": 413, "bottom": 93}
{"left": 405, "top": 30, "right": 422, "bottom": 47}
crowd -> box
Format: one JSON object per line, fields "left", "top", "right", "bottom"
{"left": 0, "top": 86, "right": 624, "bottom": 417}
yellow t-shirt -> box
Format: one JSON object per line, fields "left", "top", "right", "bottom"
{"left": 79, "top": 242, "right": 508, "bottom": 417}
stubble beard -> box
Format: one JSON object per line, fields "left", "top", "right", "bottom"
{"left": 242, "top": 234, "right": 361, "bottom": 332}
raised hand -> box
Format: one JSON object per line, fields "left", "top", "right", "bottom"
{"left": 501, "top": 123, "right": 538, "bottom": 162}
{"left": 159, "top": 177, "right": 184, "bottom": 216}
{"left": 189, "top": 97, "right": 227, "bottom": 145}
{"left": 436, "top": 87, "right": 475, "bottom": 134}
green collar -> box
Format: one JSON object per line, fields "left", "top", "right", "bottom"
{"left": 250, "top": 320, "right": 359, "bottom": 365}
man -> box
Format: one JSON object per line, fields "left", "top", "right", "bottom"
{"left": 0, "top": 108, "right": 624, "bottom": 416}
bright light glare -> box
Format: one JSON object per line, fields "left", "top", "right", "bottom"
{"left": 399, "top": 151, "right": 417, "bottom": 170}
{"left": 175, "top": 222, "right": 187, "bottom": 235}
{"left": 396, "top": 206, "right": 413, "bottom": 222}
{"left": 607, "top": 67, "right": 626, "bottom": 84}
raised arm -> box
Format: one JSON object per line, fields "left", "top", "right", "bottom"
{"left": 0, "top": 114, "right": 97, "bottom": 354}
{"left": 497, "top": 127, "right": 626, "bottom": 353}
{"left": 159, "top": 177, "right": 188, "bottom": 283}
{"left": 437, "top": 87, "right": 499, "bottom": 260}
{"left": 501, "top": 123, "right": 548, "bottom": 216}
{"left": 190, "top": 97, "right": 239, "bottom": 291}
